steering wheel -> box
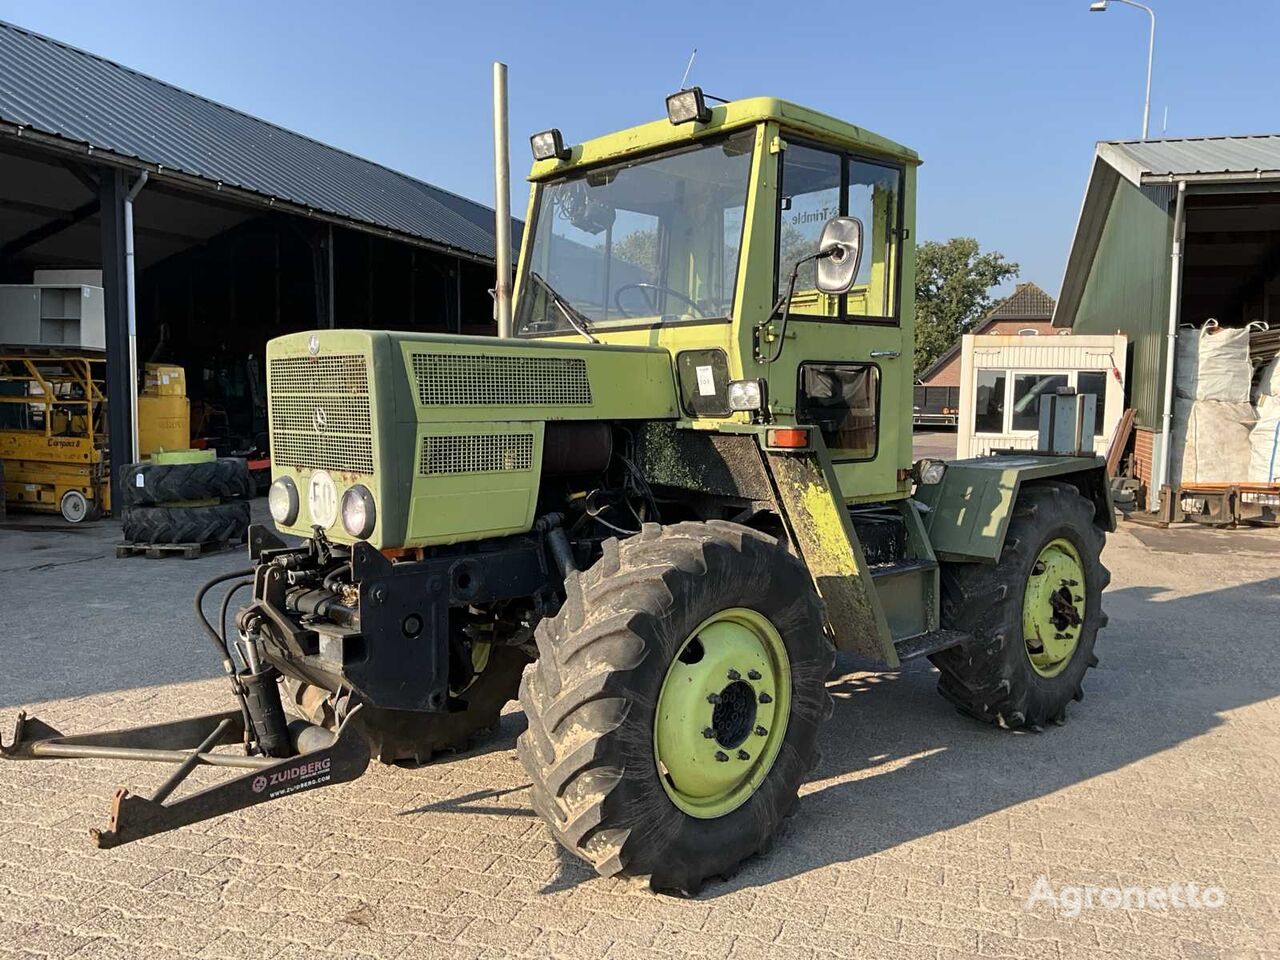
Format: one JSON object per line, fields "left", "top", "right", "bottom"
{"left": 614, "top": 282, "right": 708, "bottom": 319}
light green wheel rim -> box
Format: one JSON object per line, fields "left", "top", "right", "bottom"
{"left": 654, "top": 607, "right": 791, "bottom": 819}
{"left": 450, "top": 640, "right": 492, "bottom": 695}
{"left": 1022, "top": 538, "right": 1086, "bottom": 678}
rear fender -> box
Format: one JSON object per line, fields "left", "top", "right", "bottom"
{"left": 914, "top": 455, "right": 1115, "bottom": 564}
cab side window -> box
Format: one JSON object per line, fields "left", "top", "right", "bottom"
{"left": 847, "top": 160, "right": 900, "bottom": 320}
{"left": 776, "top": 145, "right": 902, "bottom": 322}
{"left": 797, "top": 362, "right": 881, "bottom": 460}
{"left": 777, "top": 145, "right": 842, "bottom": 317}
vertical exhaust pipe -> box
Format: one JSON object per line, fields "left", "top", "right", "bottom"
{"left": 492, "top": 62, "right": 513, "bottom": 338}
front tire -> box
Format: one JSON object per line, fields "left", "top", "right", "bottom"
{"left": 285, "top": 642, "right": 530, "bottom": 765}
{"left": 930, "top": 482, "right": 1110, "bottom": 729}
{"left": 517, "top": 521, "right": 832, "bottom": 895}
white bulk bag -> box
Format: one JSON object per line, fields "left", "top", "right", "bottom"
{"left": 1256, "top": 354, "right": 1280, "bottom": 400}
{"left": 1171, "top": 398, "right": 1254, "bottom": 486}
{"left": 1174, "top": 320, "right": 1258, "bottom": 403}
{"left": 1249, "top": 400, "right": 1280, "bottom": 484}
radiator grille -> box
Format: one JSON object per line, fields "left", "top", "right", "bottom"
{"left": 411, "top": 353, "right": 591, "bottom": 406}
{"left": 419, "top": 434, "right": 535, "bottom": 476}
{"left": 269, "top": 355, "right": 374, "bottom": 474}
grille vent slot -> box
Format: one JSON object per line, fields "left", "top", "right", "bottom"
{"left": 419, "top": 434, "right": 535, "bottom": 476}
{"left": 412, "top": 353, "right": 591, "bottom": 406}
{"left": 269, "top": 355, "right": 373, "bottom": 474}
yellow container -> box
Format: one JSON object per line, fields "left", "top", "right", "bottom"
{"left": 138, "top": 394, "right": 190, "bottom": 456}
{"left": 143, "top": 363, "right": 186, "bottom": 397}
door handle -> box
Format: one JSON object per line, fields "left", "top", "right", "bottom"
{"left": 869, "top": 350, "right": 900, "bottom": 359}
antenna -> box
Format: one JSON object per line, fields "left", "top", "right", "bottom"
{"left": 679, "top": 48, "right": 697, "bottom": 90}
{"left": 1162, "top": 105, "right": 1168, "bottom": 136}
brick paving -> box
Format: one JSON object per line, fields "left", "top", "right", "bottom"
{"left": 0, "top": 512, "right": 1277, "bottom": 959}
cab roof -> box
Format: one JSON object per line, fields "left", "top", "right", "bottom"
{"left": 528, "top": 96, "right": 920, "bottom": 181}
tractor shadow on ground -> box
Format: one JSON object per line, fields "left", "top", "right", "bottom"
{"left": 415, "top": 575, "right": 1280, "bottom": 897}
{"left": 702, "top": 576, "right": 1280, "bottom": 897}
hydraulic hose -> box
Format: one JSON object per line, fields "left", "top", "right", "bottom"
{"left": 219, "top": 579, "right": 254, "bottom": 651}
{"left": 194, "top": 568, "right": 254, "bottom": 674}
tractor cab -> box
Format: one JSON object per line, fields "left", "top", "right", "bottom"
{"left": 515, "top": 93, "right": 918, "bottom": 500}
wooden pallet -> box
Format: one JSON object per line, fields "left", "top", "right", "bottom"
{"left": 115, "top": 539, "right": 237, "bottom": 559}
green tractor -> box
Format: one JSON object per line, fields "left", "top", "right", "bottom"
{"left": 3, "top": 92, "right": 1111, "bottom": 895}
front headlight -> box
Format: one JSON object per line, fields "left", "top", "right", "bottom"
{"left": 340, "top": 484, "right": 377, "bottom": 540}
{"left": 268, "top": 477, "right": 299, "bottom": 525}
{"left": 915, "top": 459, "right": 947, "bottom": 485}
{"left": 727, "top": 378, "right": 766, "bottom": 412}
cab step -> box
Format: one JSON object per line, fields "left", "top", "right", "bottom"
{"left": 893, "top": 629, "right": 970, "bottom": 662}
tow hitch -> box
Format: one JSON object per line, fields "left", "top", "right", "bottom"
{"left": 1, "top": 707, "right": 368, "bottom": 847}
{"left": 1, "top": 549, "right": 371, "bottom": 847}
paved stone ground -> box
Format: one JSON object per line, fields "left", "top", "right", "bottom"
{"left": 0, "top": 507, "right": 1277, "bottom": 959}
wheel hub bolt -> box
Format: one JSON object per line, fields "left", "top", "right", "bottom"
{"left": 726, "top": 669, "right": 741, "bottom": 681}
{"left": 758, "top": 692, "right": 772, "bottom": 704}
{"left": 714, "top": 751, "right": 729, "bottom": 762}
{"left": 755, "top": 725, "right": 767, "bottom": 737}
{"left": 737, "top": 750, "right": 751, "bottom": 761}
{"left": 747, "top": 669, "right": 761, "bottom": 680}
{"left": 702, "top": 727, "right": 716, "bottom": 739}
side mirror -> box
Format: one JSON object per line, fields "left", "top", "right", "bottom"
{"left": 816, "top": 216, "right": 864, "bottom": 295}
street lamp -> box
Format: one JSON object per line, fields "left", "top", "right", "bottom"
{"left": 1090, "top": 0, "right": 1157, "bottom": 140}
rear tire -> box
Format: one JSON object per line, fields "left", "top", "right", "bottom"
{"left": 930, "top": 482, "right": 1109, "bottom": 729}
{"left": 517, "top": 521, "right": 832, "bottom": 895}
{"left": 117, "top": 458, "right": 251, "bottom": 507}
{"left": 121, "top": 501, "right": 250, "bottom": 544}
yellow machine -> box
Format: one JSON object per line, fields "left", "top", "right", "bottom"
{"left": 138, "top": 362, "right": 190, "bottom": 456}
{"left": 0, "top": 350, "right": 109, "bottom": 522}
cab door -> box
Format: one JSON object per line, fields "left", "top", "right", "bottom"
{"left": 769, "top": 139, "right": 913, "bottom": 501}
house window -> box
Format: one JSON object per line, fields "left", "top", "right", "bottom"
{"left": 1017, "top": 328, "right": 1040, "bottom": 336}
{"left": 1011, "top": 373, "right": 1069, "bottom": 432}
{"left": 1077, "top": 371, "right": 1108, "bottom": 437}
{"left": 974, "top": 370, "right": 1006, "bottom": 434}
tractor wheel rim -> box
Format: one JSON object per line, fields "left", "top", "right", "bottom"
{"left": 1022, "top": 538, "right": 1086, "bottom": 678}
{"left": 654, "top": 607, "right": 791, "bottom": 819}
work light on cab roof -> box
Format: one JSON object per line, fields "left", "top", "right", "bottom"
{"left": 529, "top": 128, "right": 569, "bottom": 162}
{"left": 665, "top": 86, "right": 712, "bottom": 125}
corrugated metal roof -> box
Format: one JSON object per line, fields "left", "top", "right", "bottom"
{"left": 1101, "top": 135, "right": 1280, "bottom": 183}
{"left": 0, "top": 20, "right": 505, "bottom": 261}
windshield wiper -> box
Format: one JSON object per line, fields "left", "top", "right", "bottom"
{"left": 529, "top": 272, "right": 599, "bottom": 344}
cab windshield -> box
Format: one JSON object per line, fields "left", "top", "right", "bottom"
{"left": 516, "top": 131, "right": 754, "bottom": 335}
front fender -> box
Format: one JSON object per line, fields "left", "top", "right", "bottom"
{"left": 914, "top": 455, "right": 1115, "bottom": 564}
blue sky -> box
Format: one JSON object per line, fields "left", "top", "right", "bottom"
{"left": 3, "top": 0, "right": 1277, "bottom": 295}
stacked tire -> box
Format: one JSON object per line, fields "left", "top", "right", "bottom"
{"left": 118, "top": 458, "right": 252, "bottom": 544}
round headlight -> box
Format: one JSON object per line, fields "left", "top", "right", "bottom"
{"left": 268, "top": 477, "right": 299, "bottom": 525}
{"left": 340, "top": 484, "right": 376, "bottom": 540}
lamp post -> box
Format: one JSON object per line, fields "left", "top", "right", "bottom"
{"left": 1089, "top": 0, "right": 1156, "bottom": 140}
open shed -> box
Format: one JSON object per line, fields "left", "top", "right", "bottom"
{"left": 0, "top": 20, "right": 511, "bottom": 499}
{"left": 1053, "top": 135, "right": 1280, "bottom": 511}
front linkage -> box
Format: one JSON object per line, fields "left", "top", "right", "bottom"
{"left": 0, "top": 527, "right": 373, "bottom": 847}
{"left": 2, "top": 516, "right": 571, "bottom": 846}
